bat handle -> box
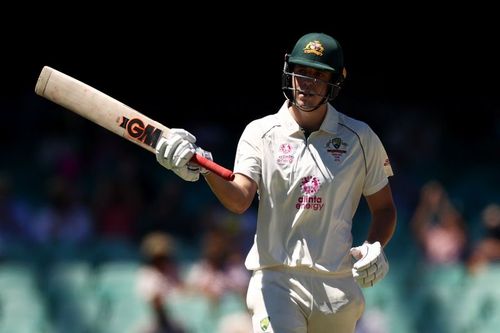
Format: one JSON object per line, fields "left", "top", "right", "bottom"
{"left": 190, "top": 154, "right": 235, "bottom": 181}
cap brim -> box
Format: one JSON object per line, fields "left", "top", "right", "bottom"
{"left": 289, "top": 57, "right": 336, "bottom": 72}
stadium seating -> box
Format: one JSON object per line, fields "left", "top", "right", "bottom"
{"left": 0, "top": 240, "right": 499, "bottom": 332}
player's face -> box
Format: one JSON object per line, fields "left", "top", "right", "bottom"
{"left": 292, "top": 65, "right": 332, "bottom": 110}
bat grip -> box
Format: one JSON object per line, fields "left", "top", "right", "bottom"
{"left": 190, "top": 154, "right": 235, "bottom": 181}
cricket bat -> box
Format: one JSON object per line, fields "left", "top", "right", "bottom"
{"left": 34, "top": 66, "right": 234, "bottom": 181}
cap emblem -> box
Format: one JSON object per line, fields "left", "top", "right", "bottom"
{"left": 303, "top": 40, "right": 324, "bottom": 56}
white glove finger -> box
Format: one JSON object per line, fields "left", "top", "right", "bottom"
{"left": 355, "top": 263, "right": 378, "bottom": 278}
{"left": 172, "top": 165, "right": 200, "bottom": 182}
{"left": 155, "top": 137, "right": 168, "bottom": 154}
{"left": 359, "top": 262, "right": 388, "bottom": 287}
{"left": 173, "top": 140, "right": 195, "bottom": 168}
{"left": 376, "top": 255, "right": 388, "bottom": 271}
{"left": 352, "top": 242, "right": 382, "bottom": 271}
{"left": 374, "top": 263, "right": 389, "bottom": 282}
{"left": 169, "top": 128, "right": 196, "bottom": 143}
{"left": 156, "top": 137, "right": 169, "bottom": 165}
{"left": 162, "top": 135, "right": 186, "bottom": 167}
{"left": 353, "top": 255, "right": 377, "bottom": 271}
{"left": 360, "top": 277, "right": 375, "bottom": 288}
{"left": 354, "top": 273, "right": 373, "bottom": 288}
{"left": 194, "top": 147, "right": 213, "bottom": 174}
{"left": 156, "top": 136, "right": 182, "bottom": 170}
{"left": 373, "top": 268, "right": 388, "bottom": 283}
{"left": 373, "top": 253, "right": 388, "bottom": 276}
{"left": 365, "top": 271, "right": 385, "bottom": 287}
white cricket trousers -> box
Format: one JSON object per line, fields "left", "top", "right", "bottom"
{"left": 246, "top": 267, "right": 365, "bottom": 333}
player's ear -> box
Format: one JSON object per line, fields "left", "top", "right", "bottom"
{"left": 335, "top": 67, "right": 347, "bottom": 85}
{"left": 330, "top": 67, "right": 346, "bottom": 101}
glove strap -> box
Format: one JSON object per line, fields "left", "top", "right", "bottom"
{"left": 195, "top": 148, "right": 213, "bottom": 175}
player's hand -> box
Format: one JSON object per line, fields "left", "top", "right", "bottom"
{"left": 195, "top": 147, "right": 213, "bottom": 175}
{"left": 156, "top": 128, "right": 212, "bottom": 181}
{"left": 350, "top": 241, "right": 389, "bottom": 288}
{"left": 156, "top": 128, "right": 197, "bottom": 169}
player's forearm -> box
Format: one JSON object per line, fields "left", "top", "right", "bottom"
{"left": 366, "top": 206, "right": 397, "bottom": 247}
{"left": 203, "top": 173, "right": 255, "bottom": 214}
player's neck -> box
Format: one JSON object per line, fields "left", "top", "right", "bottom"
{"left": 290, "top": 104, "right": 327, "bottom": 132}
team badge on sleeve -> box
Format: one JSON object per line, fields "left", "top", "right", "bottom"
{"left": 260, "top": 316, "right": 271, "bottom": 332}
{"left": 383, "top": 157, "right": 394, "bottom": 176}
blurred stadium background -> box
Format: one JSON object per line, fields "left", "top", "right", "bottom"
{"left": 1, "top": 9, "right": 499, "bottom": 333}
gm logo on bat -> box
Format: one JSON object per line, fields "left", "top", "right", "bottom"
{"left": 119, "top": 116, "right": 162, "bottom": 149}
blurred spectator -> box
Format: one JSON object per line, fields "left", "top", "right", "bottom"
{"left": 185, "top": 227, "right": 250, "bottom": 302}
{"left": 184, "top": 227, "right": 252, "bottom": 332}
{"left": 90, "top": 151, "right": 147, "bottom": 241}
{"left": 136, "top": 232, "right": 186, "bottom": 333}
{"left": 467, "top": 203, "right": 500, "bottom": 273}
{"left": 410, "top": 180, "right": 468, "bottom": 264}
{"left": 92, "top": 176, "right": 142, "bottom": 240}
{"left": 30, "top": 175, "right": 92, "bottom": 244}
{"left": 217, "top": 312, "right": 254, "bottom": 333}
{"left": 0, "top": 172, "right": 33, "bottom": 249}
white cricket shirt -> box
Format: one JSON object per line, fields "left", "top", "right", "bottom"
{"left": 234, "top": 101, "right": 393, "bottom": 274}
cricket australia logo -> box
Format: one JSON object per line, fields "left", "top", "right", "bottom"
{"left": 277, "top": 143, "right": 295, "bottom": 165}
{"left": 296, "top": 176, "right": 324, "bottom": 211}
{"left": 260, "top": 317, "right": 271, "bottom": 332}
{"left": 326, "top": 137, "right": 348, "bottom": 162}
{"left": 303, "top": 40, "right": 325, "bottom": 56}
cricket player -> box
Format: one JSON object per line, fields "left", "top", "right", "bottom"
{"left": 156, "top": 32, "right": 397, "bottom": 333}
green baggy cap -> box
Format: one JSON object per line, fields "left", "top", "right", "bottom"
{"left": 289, "top": 32, "right": 344, "bottom": 73}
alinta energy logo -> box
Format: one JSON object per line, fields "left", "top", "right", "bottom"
{"left": 277, "top": 143, "right": 295, "bottom": 165}
{"left": 296, "top": 176, "right": 324, "bottom": 211}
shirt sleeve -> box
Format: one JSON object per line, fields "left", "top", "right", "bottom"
{"left": 233, "top": 121, "right": 262, "bottom": 185}
{"left": 362, "top": 127, "right": 394, "bottom": 196}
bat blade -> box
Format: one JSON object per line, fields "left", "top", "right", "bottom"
{"left": 35, "top": 66, "right": 234, "bottom": 181}
{"left": 35, "top": 66, "right": 169, "bottom": 152}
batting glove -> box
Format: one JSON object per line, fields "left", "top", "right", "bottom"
{"left": 156, "top": 129, "right": 197, "bottom": 169}
{"left": 195, "top": 147, "right": 213, "bottom": 175}
{"left": 350, "top": 241, "right": 389, "bottom": 288}
{"left": 156, "top": 129, "right": 212, "bottom": 182}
